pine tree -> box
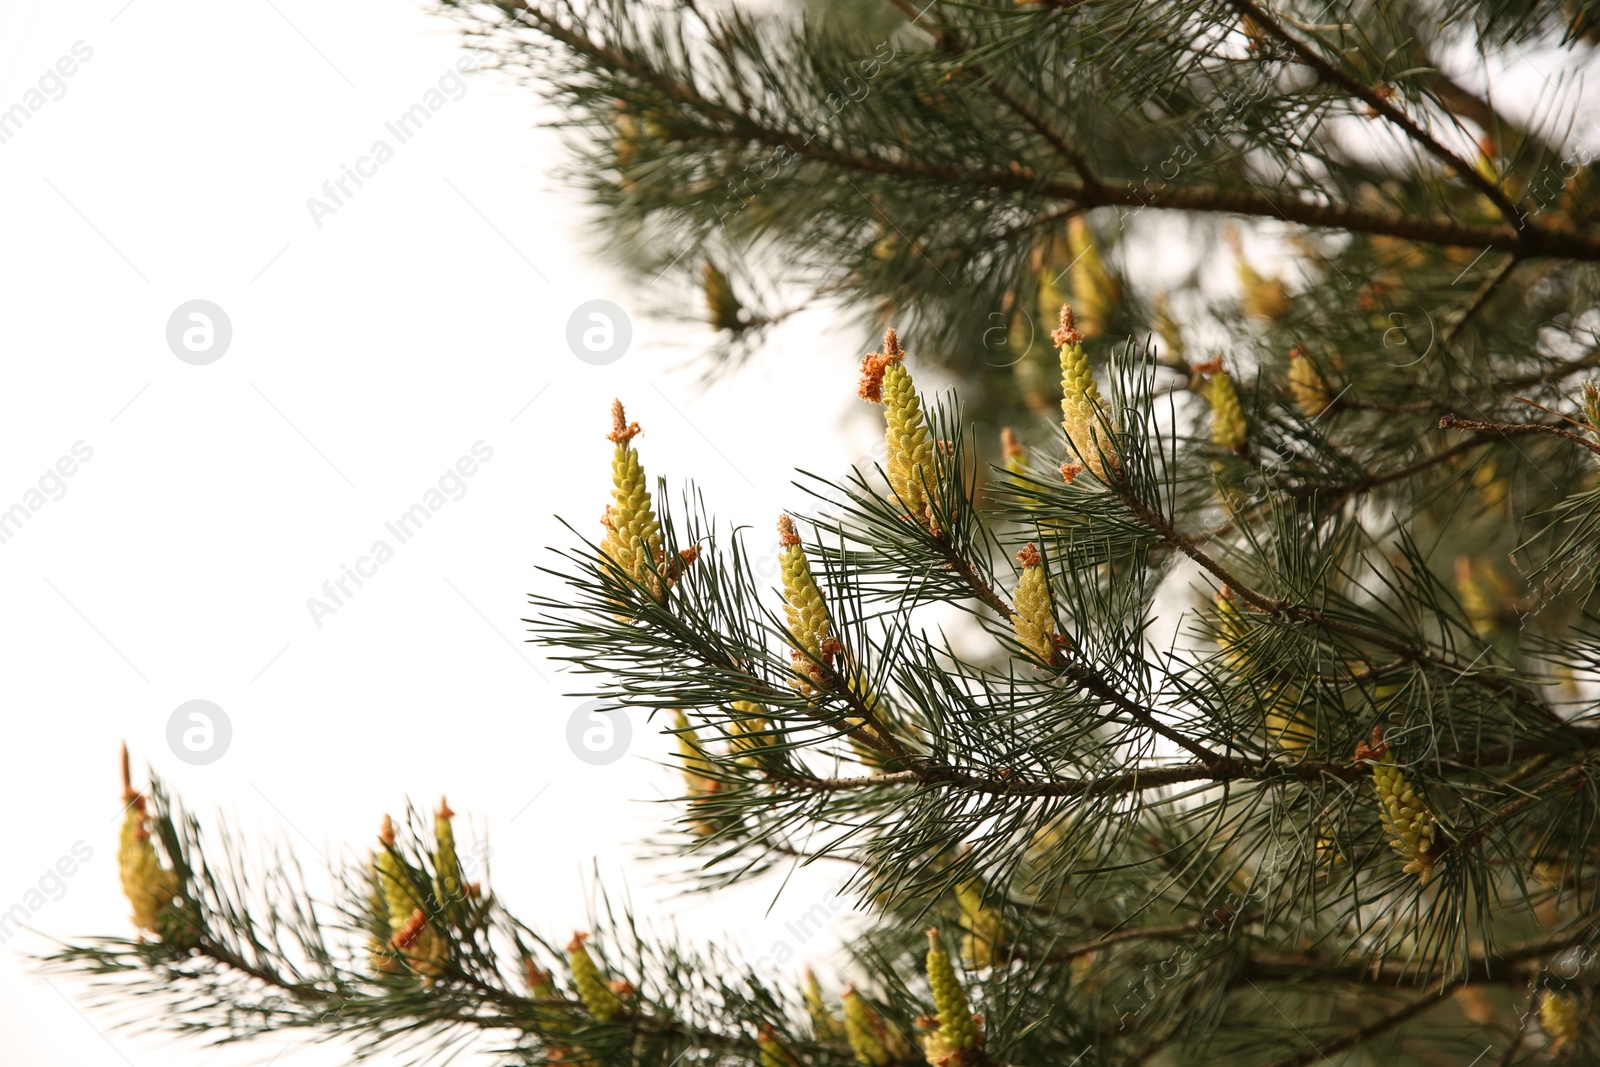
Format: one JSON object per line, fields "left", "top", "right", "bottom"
{"left": 47, "top": 1, "right": 1600, "bottom": 1064}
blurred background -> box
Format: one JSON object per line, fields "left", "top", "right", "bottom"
{"left": 0, "top": 2, "right": 868, "bottom": 1063}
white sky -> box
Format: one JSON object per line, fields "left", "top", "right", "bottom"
{"left": 0, "top": 2, "right": 873, "bottom": 1063}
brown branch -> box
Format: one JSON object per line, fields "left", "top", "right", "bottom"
{"left": 1309, "top": 432, "right": 1493, "bottom": 497}
{"left": 761, "top": 734, "right": 1600, "bottom": 800}
{"left": 1441, "top": 254, "right": 1520, "bottom": 348}
{"left": 1439, "top": 759, "right": 1598, "bottom": 860}
{"left": 1228, "top": 0, "right": 1526, "bottom": 228}
{"left": 1035, "top": 914, "right": 1241, "bottom": 964}
{"left": 515, "top": 7, "right": 1600, "bottom": 260}
{"left": 769, "top": 762, "right": 1224, "bottom": 797}
{"left": 1242, "top": 921, "right": 1600, "bottom": 990}
{"left": 1438, "top": 415, "right": 1600, "bottom": 457}
{"left": 1250, "top": 980, "right": 1464, "bottom": 1067}
{"left": 766, "top": 757, "right": 1363, "bottom": 798}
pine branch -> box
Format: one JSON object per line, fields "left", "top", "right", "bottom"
{"left": 500, "top": 3, "right": 1600, "bottom": 260}
{"left": 1115, "top": 479, "right": 1573, "bottom": 730}
{"left": 1438, "top": 414, "right": 1600, "bottom": 458}
{"left": 1250, "top": 979, "right": 1465, "bottom": 1067}
{"left": 881, "top": 0, "right": 1102, "bottom": 188}
{"left": 1226, "top": 0, "right": 1527, "bottom": 227}
{"left": 1242, "top": 924, "right": 1600, "bottom": 989}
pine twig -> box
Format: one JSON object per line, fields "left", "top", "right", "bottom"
{"left": 1438, "top": 414, "right": 1600, "bottom": 458}
{"left": 1227, "top": 0, "right": 1527, "bottom": 229}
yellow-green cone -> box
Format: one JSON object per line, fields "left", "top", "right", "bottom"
{"left": 1582, "top": 381, "right": 1600, "bottom": 445}
{"left": 1153, "top": 291, "right": 1184, "bottom": 365}
{"left": 376, "top": 814, "right": 447, "bottom": 976}
{"left": 956, "top": 882, "right": 1007, "bottom": 969}
{"left": 1287, "top": 344, "right": 1330, "bottom": 417}
{"left": 1455, "top": 555, "right": 1516, "bottom": 638}
{"left": 568, "top": 932, "right": 625, "bottom": 1022}
{"left": 1541, "top": 989, "right": 1583, "bottom": 1049}
{"left": 925, "top": 928, "right": 980, "bottom": 1055}
{"left": 779, "top": 514, "right": 834, "bottom": 692}
{"left": 1205, "top": 369, "right": 1248, "bottom": 454}
{"left": 367, "top": 855, "right": 399, "bottom": 973}
{"left": 842, "top": 988, "right": 892, "bottom": 1066}
{"left": 1356, "top": 728, "right": 1438, "bottom": 885}
{"left": 599, "top": 400, "right": 664, "bottom": 605}
{"left": 1216, "top": 589, "right": 1313, "bottom": 755}
{"left": 1036, "top": 265, "right": 1066, "bottom": 333}
{"left": 805, "top": 969, "right": 845, "bottom": 1042}
{"left": 1009, "top": 544, "right": 1057, "bottom": 665}
{"left": 1215, "top": 586, "right": 1249, "bottom": 673}
{"left": 729, "top": 700, "right": 778, "bottom": 766}
{"left": 704, "top": 260, "right": 745, "bottom": 332}
{"left": 1238, "top": 259, "right": 1291, "bottom": 321}
{"left": 1067, "top": 216, "right": 1120, "bottom": 338}
{"left": 758, "top": 1026, "right": 795, "bottom": 1067}
{"left": 376, "top": 815, "right": 419, "bottom": 930}
{"left": 1056, "top": 306, "right": 1118, "bottom": 480}
{"left": 860, "top": 328, "right": 937, "bottom": 524}
{"left": 116, "top": 746, "right": 178, "bottom": 935}
{"left": 674, "top": 710, "right": 724, "bottom": 837}
{"left": 1000, "top": 428, "right": 1027, "bottom": 477}
{"left": 434, "top": 797, "right": 464, "bottom": 916}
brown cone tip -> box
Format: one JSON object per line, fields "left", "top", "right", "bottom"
{"left": 437, "top": 796, "right": 455, "bottom": 820}
{"left": 1353, "top": 725, "right": 1388, "bottom": 763}
{"left": 1016, "top": 543, "right": 1042, "bottom": 568}
{"left": 777, "top": 514, "right": 800, "bottom": 547}
{"left": 1059, "top": 461, "right": 1084, "bottom": 484}
{"left": 567, "top": 931, "right": 590, "bottom": 952}
{"left": 1218, "top": 584, "right": 1235, "bottom": 603}
{"left": 1000, "top": 427, "right": 1024, "bottom": 459}
{"left": 882, "top": 327, "right": 905, "bottom": 361}
{"left": 391, "top": 908, "right": 428, "bottom": 950}
{"left": 1051, "top": 304, "right": 1083, "bottom": 347}
{"left": 379, "top": 814, "right": 396, "bottom": 846}
{"left": 858, "top": 327, "right": 907, "bottom": 403}
{"left": 1288, "top": 343, "right": 1309, "bottom": 362}
{"left": 858, "top": 351, "right": 891, "bottom": 403}
{"left": 607, "top": 399, "right": 641, "bottom": 444}
{"left": 120, "top": 741, "right": 135, "bottom": 801}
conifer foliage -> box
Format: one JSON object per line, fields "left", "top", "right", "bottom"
{"left": 48, "top": 1, "right": 1600, "bottom": 1064}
